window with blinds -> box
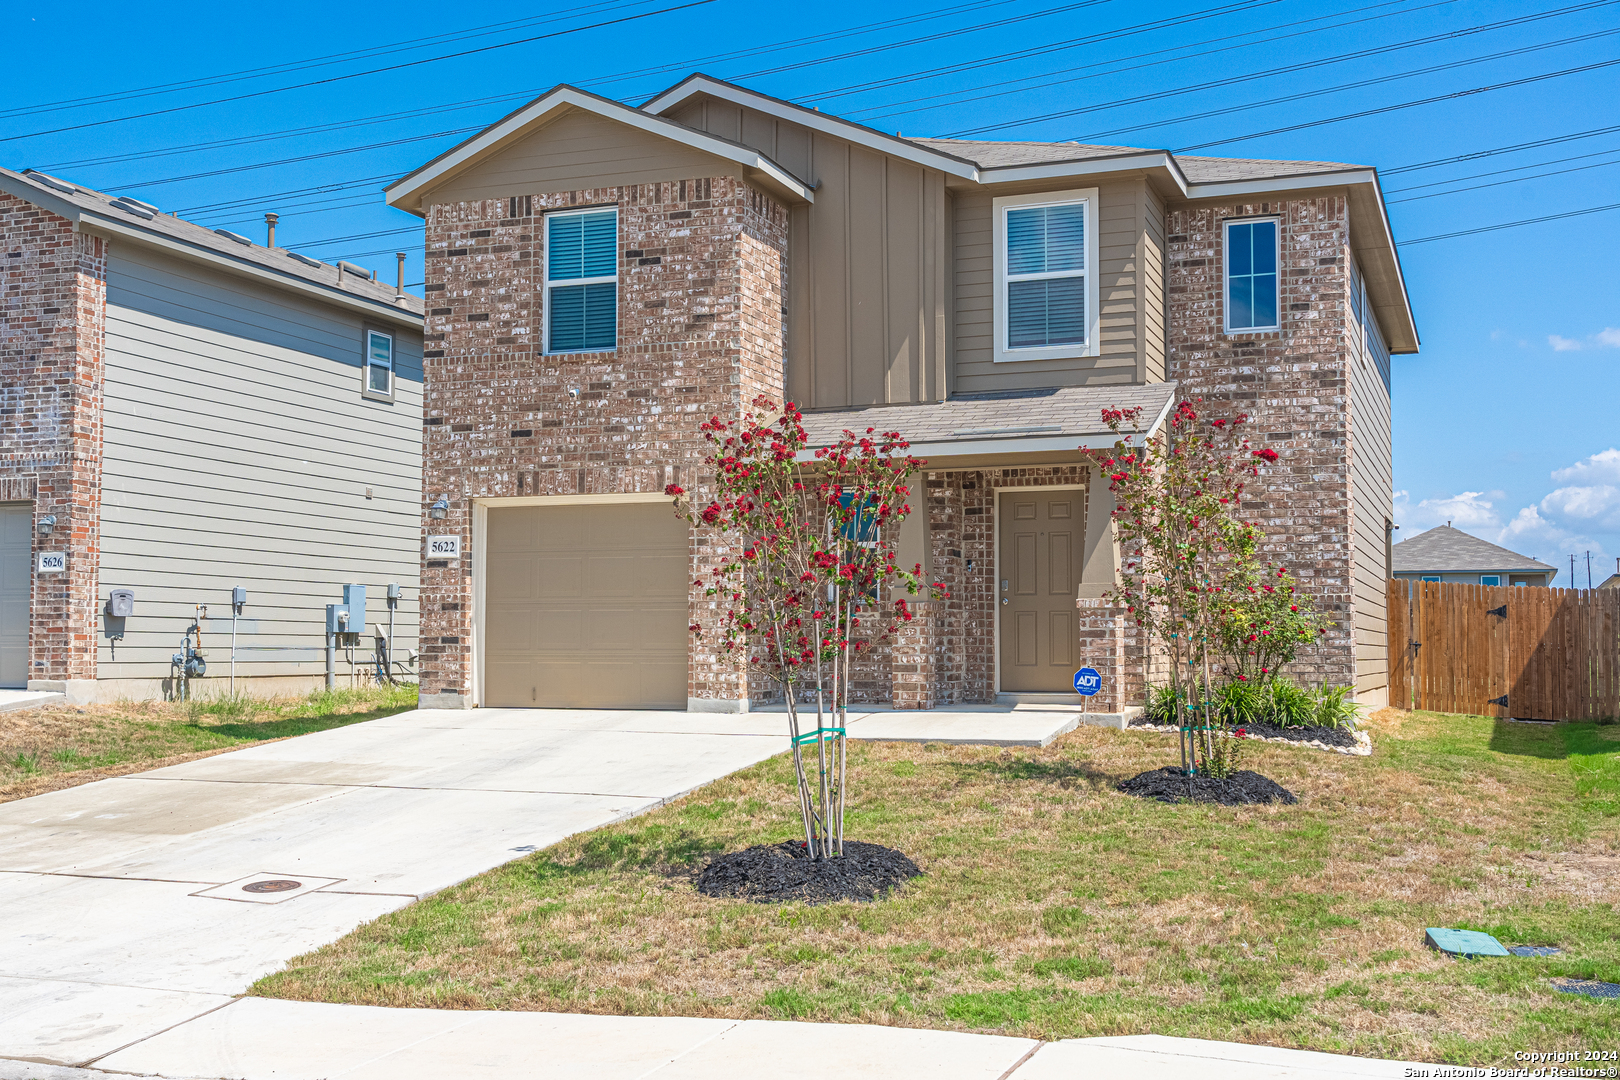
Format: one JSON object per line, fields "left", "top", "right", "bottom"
{"left": 545, "top": 208, "right": 617, "bottom": 353}
{"left": 1224, "top": 218, "right": 1279, "bottom": 333}
{"left": 992, "top": 190, "right": 1097, "bottom": 363}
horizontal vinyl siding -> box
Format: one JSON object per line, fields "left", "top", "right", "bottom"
{"left": 99, "top": 245, "right": 424, "bottom": 683}
{"left": 1141, "top": 186, "right": 1167, "bottom": 383}
{"left": 953, "top": 178, "right": 1149, "bottom": 394}
{"left": 425, "top": 107, "right": 741, "bottom": 206}
{"left": 1349, "top": 262, "right": 1393, "bottom": 704}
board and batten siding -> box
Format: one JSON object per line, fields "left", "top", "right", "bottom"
{"left": 421, "top": 107, "right": 743, "bottom": 207}
{"left": 667, "top": 95, "right": 950, "bottom": 409}
{"left": 97, "top": 244, "right": 423, "bottom": 689}
{"left": 952, "top": 176, "right": 1166, "bottom": 394}
{"left": 1348, "top": 257, "right": 1394, "bottom": 707}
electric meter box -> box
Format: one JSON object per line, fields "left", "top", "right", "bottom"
{"left": 107, "top": 589, "right": 135, "bottom": 618}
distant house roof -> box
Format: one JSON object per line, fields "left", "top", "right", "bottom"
{"left": 1392, "top": 525, "right": 1557, "bottom": 576}
{"left": 0, "top": 166, "right": 422, "bottom": 329}
{"left": 798, "top": 382, "right": 1176, "bottom": 460}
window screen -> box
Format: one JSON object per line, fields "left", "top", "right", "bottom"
{"left": 1005, "top": 202, "right": 1086, "bottom": 350}
{"left": 1225, "top": 219, "right": 1279, "bottom": 331}
{"left": 546, "top": 209, "right": 617, "bottom": 353}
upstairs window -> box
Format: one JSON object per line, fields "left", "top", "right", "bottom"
{"left": 364, "top": 329, "right": 394, "bottom": 400}
{"left": 1224, "top": 217, "right": 1279, "bottom": 333}
{"left": 993, "top": 189, "right": 1098, "bottom": 363}
{"left": 545, "top": 208, "right": 617, "bottom": 353}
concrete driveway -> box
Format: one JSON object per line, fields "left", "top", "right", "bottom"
{"left": 0, "top": 707, "right": 789, "bottom": 1067}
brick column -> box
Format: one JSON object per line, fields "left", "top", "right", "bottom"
{"left": 890, "top": 600, "right": 942, "bottom": 709}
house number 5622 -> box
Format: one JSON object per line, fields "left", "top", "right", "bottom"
{"left": 426, "top": 536, "right": 461, "bottom": 558}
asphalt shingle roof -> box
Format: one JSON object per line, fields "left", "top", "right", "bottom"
{"left": 799, "top": 383, "right": 1176, "bottom": 447}
{"left": 3, "top": 167, "right": 423, "bottom": 317}
{"left": 906, "top": 138, "right": 1367, "bottom": 184}
{"left": 1391, "top": 525, "right": 1556, "bottom": 575}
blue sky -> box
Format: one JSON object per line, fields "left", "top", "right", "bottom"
{"left": 4, "top": 0, "right": 1617, "bottom": 583}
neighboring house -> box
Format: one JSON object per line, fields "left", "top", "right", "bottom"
{"left": 383, "top": 75, "right": 1416, "bottom": 713}
{"left": 0, "top": 167, "right": 425, "bottom": 702}
{"left": 1391, "top": 524, "right": 1557, "bottom": 587}
{"left": 1602, "top": 559, "right": 1620, "bottom": 590}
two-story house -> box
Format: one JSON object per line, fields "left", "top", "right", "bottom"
{"left": 384, "top": 75, "right": 1416, "bottom": 715}
{"left": 1, "top": 167, "right": 425, "bottom": 703}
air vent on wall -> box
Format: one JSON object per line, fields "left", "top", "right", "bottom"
{"left": 214, "top": 229, "right": 253, "bottom": 246}
{"left": 109, "top": 196, "right": 158, "bottom": 220}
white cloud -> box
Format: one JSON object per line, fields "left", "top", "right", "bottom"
{"left": 1398, "top": 449, "right": 1620, "bottom": 582}
{"left": 1546, "top": 328, "right": 1620, "bottom": 352}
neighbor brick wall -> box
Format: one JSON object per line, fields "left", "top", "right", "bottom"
{"left": 1165, "top": 196, "right": 1356, "bottom": 689}
{"left": 0, "top": 191, "right": 105, "bottom": 682}
{"left": 418, "top": 176, "right": 788, "bottom": 703}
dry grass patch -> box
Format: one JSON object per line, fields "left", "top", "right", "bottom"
{"left": 255, "top": 712, "right": 1620, "bottom": 1064}
{"left": 0, "top": 684, "right": 418, "bottom": 802}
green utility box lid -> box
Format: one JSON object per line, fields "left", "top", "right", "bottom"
{"left": 1425, "top": 928, "right": 1509, "bottom": 958}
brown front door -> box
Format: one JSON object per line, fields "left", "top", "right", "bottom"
{"left": 998, "top": 490, "right": 1083, "bottom": 693}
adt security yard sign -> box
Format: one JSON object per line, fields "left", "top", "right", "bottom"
{"left": 1073, "top": 667, "right": 1101, "bottom": 696}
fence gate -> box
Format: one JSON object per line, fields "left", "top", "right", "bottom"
{"left": 1387, "top": 579, "right": 1620, "bottom": 720}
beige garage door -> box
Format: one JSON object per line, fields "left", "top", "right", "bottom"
{"left": 484, "top": 502, "right": 688, "bottom": 709}
{"left": 0, "top": 505, "right": 29, "bottom": 688}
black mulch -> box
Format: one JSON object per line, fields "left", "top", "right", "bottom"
{"left": 1131, "top": 719, "right": 1357, "bottom": 749}
{"left": 1118, "top": 766, "right": 1299, "bottom": 806}
{"left": 695, "top": 840, "right": 922, "bottom": 905}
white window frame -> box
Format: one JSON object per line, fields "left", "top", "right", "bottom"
{"left": 992, "top": 188, "right": 1099, "bottom": 363}
{"left": 542, "top": 206, "right": 618, "bottom": 356}
{"left": 362, "top": 328, "right": 394, "bottom": 402}
{"left": 1222, "top": 215, "right": 1282, "bottom": 335}
{"left": 1480, "top": 575, "right": 1501, "bottom": 586}
{"left": 1421, "top": 575, "right": 1442, "bottom": 583}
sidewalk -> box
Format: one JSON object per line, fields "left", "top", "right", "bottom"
{"left": 0, "top": 997, "right": 1424, "bottom": 1079}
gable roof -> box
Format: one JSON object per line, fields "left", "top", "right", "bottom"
{"left": 642, "top": 75, "right": 1414, "bottom": 355}
{"left": 1392, "top": 525, "right": 1557, "bottom": 575}
{"left": 0, "top": 167, "right": 422, "bottom": 328}
{"left": 383, "top": 84, "right": 815, "bottom": 214}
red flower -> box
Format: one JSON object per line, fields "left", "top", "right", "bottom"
{"left": 664, "top": 483, "right": 685, "bottom": 497}
{"left": 1252, "top": 448, "right": 1279, "bottom": 463}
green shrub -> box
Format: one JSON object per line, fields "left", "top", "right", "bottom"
{"left": 1313, "top": 685, "right": 1358, "bottom": 730}
{"left": 1216, "top": 680, "right": 1264, "bottom": 726}
{"left": 1266, "top": 679, "right": 1316, "bottom": 727}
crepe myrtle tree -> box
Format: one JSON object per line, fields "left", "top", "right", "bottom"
{"left": 1082, "top": 400, "right": 1281, "bottom": 776}
{"left": 1215, "top": 522, "right": 1332, "bottom": 685}
{"left": 667, "top": 395, "right": 943, "bottom": 859}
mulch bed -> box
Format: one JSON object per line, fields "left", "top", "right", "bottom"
{"left": 696, "top": 840, "right": 922, "bottom": 905}
{"left": 1118, "top": 766, "right": 1300, "bottom": 806}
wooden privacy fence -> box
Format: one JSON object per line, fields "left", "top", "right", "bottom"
{"left": 1387, "top": 579, "right": 1620, "bottom": 720}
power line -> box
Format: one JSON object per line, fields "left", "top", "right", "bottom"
{"left": 855, "top": 0, "right": 1452, "bottom": 122}
{"left": 1387, "top": 154, "right": 1620, "bottom": 202}
{"left": 1386, "top": 143, "right": 1620, "bottom": 193}
{"left": 1169, "top": 54, "right": 1620, "bottom": 153}
{"left": 1383, "top": 123, "right": 1620, "bottom": 175}
{"left": 117, "top": 127, "right": 486, "bottom": 192}
{"left": 939, "top": 1, "right": 1617, "bottom": 138}
{"left": 806, "top": 0, "right": 1280, "bottom": 107}
{"left": 0, "top": 0, "right": 655, "bottom": 122}
{"left": 1401, "top": 201, "right": 1620, "bottom": 243}
{"left": 0, "top": 0, "right": 716, "bottom": 145}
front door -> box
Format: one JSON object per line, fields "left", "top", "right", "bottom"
{"left": 998, "top": 489, "right": 1083, "bottom": 693}
{"left": 0, "top": 504, "right": 29, "bottom": 688}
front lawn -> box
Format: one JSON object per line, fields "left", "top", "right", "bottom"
{"left": 254, "top": 711, "right": 1620, "bottom": 1065}
{"left": 0, "top": 684, "right": 419, "bottom": 803}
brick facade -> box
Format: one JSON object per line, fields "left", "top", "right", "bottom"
{"left": 1165, "top": 196, "right": 1357, "bottom": 689}
{"left": 1, "top": 191, "right": 105, "bottom": 683}
{"left": 418, "top": 176, "right": 787, "bottom": 705}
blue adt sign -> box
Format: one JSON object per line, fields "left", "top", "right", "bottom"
{"left": 1073, "top": 667, "right": 1101, "bottom": 696}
